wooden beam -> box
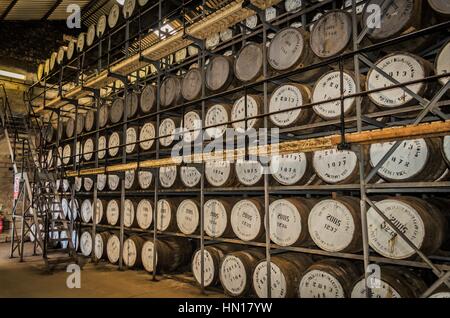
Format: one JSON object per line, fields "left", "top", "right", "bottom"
{"left": 41, "top": 0, "right": 64, "bottom": 20}
{"left": 0, "top": 0, "right": 19, "bottom": 21}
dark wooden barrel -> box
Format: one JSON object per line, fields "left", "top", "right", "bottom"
{"left": 81, "top": 198, "right": 92, "bottom": 223}
{"left": 98, "top": 135, "right": 107, "bottom": 160}
{"left": 313, "top": 148, "right": 360, "bottom": 184}
{"left": 182, "top": 68, "right": 203, "bottom": 101}
{"left": 83, "top": 177, "right": 93, "bottom": 192}
{"left": 234, "top": 42, "right": 264, "bottom": 83}
{"left": 82, "top": 138, "right": 94, "bottom": 161}
{"left": 269, "top": 198, "right": 314, "bottom": 247}
{"left": 106, "top": 232, "right": 121, "bottom": 264}
{"left": 108, "top": 131, "right": 122, "bottom": 157}
{"left": 108, "top": 174, "right": 120, "bottom": 191}
{"left": 159, "top": 117, "right": 180, "bottom": 147}
{"left": 367, "top": 196, "right": 446, "bottom": 259}
{"left": 123, "top": 235, "right": 145, "bottom": 268}
{"left": 160, "top": 76, "right": 183, "bottom": 108}
{"left": 125, "top": 91, "right": 139, "bottom": 118}
{"left": 43, "top": 123, "right": 55, "bottom": 143}
{"left": 219, "top": 249, "right": 265, "bottom": 297}
{"left": 84, "top": 109, "right": 95, "bottom": 132}
{"left": 269, "top": 83, "right": 314, "bottom": 128}
{"left": 159, "top": 165, "right": 178, "bottom": 189}
{"left": 139, "top": 122, "right": 156, "bottom": 151}
{"left": 125, "top": 126, "right": 138, "bottom": 154}
{"left": 124, "top": 199, "right": 137, "bottom": 228}
{"left": 231, "top": 95, "right": 263, "bottom": 133}
{"left": 94, "top": 232, "right": 111, "bottom": 260}
{"left": 136, "top": 199, "right": 153, "bottom": 230}
{"left": 271, "top": 152, "right": 315, "bottom": 186}
{"left": 428, "top": 0, "right": 450, "bottom": 17}
{"left": 86, "top": 24, "right": 96, "bottom": 47}
{"left": 205, "top": 103, "right": 231, "bottom": 139}
{"left": 138, "top": 170, "right": 153, "bottom": 190}
{"left": 205, "top": 160, "right": 235, "bottom": 187}
{"left": 97, "top": 174, "right": 107, "bottom": 191}
{"left": 369, "top": 138, "right": 448, "bottom": 182}
{"left": 309, "top": 196, "right": 362, "bottom": 253}
{"left": 96, "top": 14, "right": 107, "bottom": 38}
{"left": 106, "top": 199, "right": 120, "bottom": 226}
{"left": 80, "top": 230, "right": 93, "bottom": 257}
{"left": 204, "top": 198, "right": 235, "bottom": 238}
{"left": 235, "top": 159, "right": 263, "bottom": 186}
{"left": 205, "top": 55, "right": 235, "bottom": 93}
{"left": 76, "top": 114, "right": 85, "bottom": 136}
{"left": 98, "top": 102, "right": 109, "bottom": 128}
{"left": 180, "top": 166, "right": 201, "bottom": 188}
{"left": 176, "top": 199, "right": 200, "bottom": 235}
{"left": 125, "top": 169, "right": 139, "bottom": 190}
{"left": 108, "top": 3, "right": 122, "bottom": 29}
{"left": 253, "top": 253, "right": 312, "bottom": 298}
{"left": 140, "top": 84, "right": 156, "bottom": 114}
{"left": 230, "top": 198, "right": 265, "bottom": 242}
{"left": 156, "top": 199, "right": 179, "bottom": 232}
{"left": 109, "top": 98, "right": 124, "bottom": 124}
{"left": 65, "top": 118, "right": 75, "bottom": 138}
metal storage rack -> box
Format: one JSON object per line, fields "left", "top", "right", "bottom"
{"left": 27, "top": 0, "right": 450, "bottom": 297}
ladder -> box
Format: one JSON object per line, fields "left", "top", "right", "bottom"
{"left": 0, "top": 84, "right": 78, "bottom": 270}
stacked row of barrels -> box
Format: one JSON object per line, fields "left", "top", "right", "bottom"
{"left": 77, "top": 195, "right": 450, "bottom": 261}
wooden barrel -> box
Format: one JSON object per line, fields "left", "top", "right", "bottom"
{"left": 108, "top": 3, "right": 122, "bottom": 29}
{"left": 205, "top": 104, "right": 231, "bottom": 139}
{"left": 81, "top": 199, "right": 92, "bottom": 223}
{"left": 76, "top": 115, "right": 85, "bottom": 136}
{"left": 313, "top": 148, "right": 359, "bottom": 184}
{"left": 270, "top": 152, "right": 315, "bottom": 186}
{"left": 65, "top": 118, "right": 75, "bottom": 138}
{"left": 231, "top": 95, "right": 263, "bottom": 133}
{"left": 106, "top": 232, "right": 121, "bottom": 264}
{"left": 83, "top": 177, "right": 93, "bottom": 192}
{"left": 443, "top": 136, "right": 450, "bottom": 167}
{"left": 99, "top": 103, "right": 109, "bottom": 128}
{"left": 235, "top": 159, "right": 263, "bottom": 186}
{"left": 312, "top": 70, "right": 366, "bottom": 120}
{"left": 76, "top": 33, "right": 86, "bottom": 54}
{"left": 309, "top": 197, "right": 362, "bottom": 253}
{"left": 56, "top": 46, "right": 67, "bottom": 66}
{"left": 136, "top": 199, "right": 153, "bottom": 230}
{"left": 86, "top": 24, "right": 96, "bottom": 47}
{"left": 108, "top": 174, "right": 120, "bottom": 191}
{"left": 351, "top": 266, "right": 427, "bottom": 298}
{"left": 367, "top": 196, "right": 446, "bottom": 259}
{"left": 206, "top": 32, "right": 220, "bottom": 50}
{"left": 108, "top": 131, "right": 121, "bottom": 157}
{"left": 175, "top": 48, "right": 188, "bottom": 64}
{"left": 80, "top": 230, "right": 93, "bottom": 257}
{"left": 69, "top": 199, "right": 79, "bottom": 221}
{"left": 160, "top": 76, "right": 183, "bottom": 108}
{"left": 310, "top": 10, "right": 352, "bottom": 60}
{"left": 268, "top": 27, "right": 324, "bottom": 83}
{"left": 205, "top": 160, "right": 235, "bottom": 187}
{"left": 97, "top": 174, "right": 107, "bottom": 191}
{"left": 125, "top": 126, "right": 138, "bottom": 154}
{"left": 219, "top": 249, "right": 265, "bottom": 297}
{"left": 84, "top": 109, "right": 95, "bottom": 132}
{"left": 182, "top": 68, "right": 203, "bottom": 101}
{"left": 183, "top": 110, "right": 202, "bottom": 143}
{"left": 180, "top": 166, "right": 201, "bottom": 188}
{"left": 49, "top": 52, "right": 58, "bottom": 71}
{"left": 37, "top": 63, "right": 44, "bottom": 81}
{"left": 123, "top": 235, "right": 144, "bottom": 268}
{"left": 124, "top": 199, "right": 137, "bottom": 228}
{"left": 299, "top": 259, "right": 361, "bottom": 298}
{"left": 124, "top": 169, "right": 138, "bottom": 190}
{"left": 106, "top": 199, "right": 120, "bottom": 226}
{"left": 435, "top": 41, "right": 450, "bottom": 89}
{"left": 269, "top": 83, "right": 314, "bottom": 128}
{"left": 96, "top": 14, "right": 107, "bottom": 38}
{"left": 205, "top": 55, "right": 235, "bottom": 93}
{"left": 156, "top": 199, "right": 178, "bottom": 232}
{"left": 234, "top": 42, "right": 264, "bottom": 83}
{"left": 66, "top": 40, "right": 76, "bottom": 61}
{"left": 142, "top": 237, "right": 193, "bottom": 273}
{"left": 125, "top": 91, "right": 139, "bottom": 119}
{"left": 82, "top": 138, "right": 94, "bottom": 161}
{"left": 253, "top": 253, "right": 312, "bottom": 298}
{"left": 139, "top": 122, "right": 156, "bottom": 151}
{"left": 43, "top": 124, "right": 55, "bottom": 144}
{"left": 369, "top": 138, "right": 448, "bottom": 182}
{"left": 94, "top": 232, "right": 111, "bottom": 260}
{"left": 110, "top": 98, "right": 124, "bottom": 124}
{"left": 428, "top": 0, "right": 450, "bottom": 17}
{"left": 269, "top": 198, "right": 314, "bottom": 247}
{"left": 429, "top": 287, "right": 450, "bottom": 298}
{"left": 122, "top": 0, "right": 137, "bottom": 19}
{"left": 176, "top": 199, "right": 200, "bottom": 235}
{"left": 140, "top": 84, "right": 156, "bottom": 114}
{"left": 230, "top": 198, "right": 265, "bottom": 242}
{"left": 159, "top": 165, "right": 178, "bottom": 189}
{"left": 44, "top": 58, "right": 50, "bottom": 76}
{"left": 98, "top": 135, "right": 107, "bottom": 160}
{"left": 366, "top": 53, "right": 433, "bottom": 109}
{"left": 138, "top": 170, "right": 153, "bottom": 190}
{"left": 204, "top": 199, "right": 234, "bottom": 238}
{"left": 60, "top": 229, "right": 78, "bottom": 250}
{"left": 159, "top": 117, "right": 180, "bottom": 147}
{"left": 93, "top": 198, "right": 107, "bottom": 225}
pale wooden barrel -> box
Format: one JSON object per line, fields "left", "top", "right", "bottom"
{"left": 125, "top": 126, "right": 138, "bottom": 154}
{"left": 176, "top": 199, "right": 200, "bottom": 235}
{"left": 123, "top": 235, "right": 144, "bottom": 268}
{"left": 235, "top": 159, "right": 263, "bottom": 186}
{"left": 313, "top": 148, "right": 360, "bottom": 184}
{"left": 157, "top": 199, "right": 178, "bottom": 232}
{"left": 370, "top": 138, "right": 448, "bottom": 182}
{"left": 108, "top": 131, "right": 121, "bottom": 157}
{"left": 269, "top": 83, "right": 314, "bottom": 128}
{"left": 159, "top": 117, "right": 180, "bottom": 147}
{"left": 138, "top": 170, "right": 153, "bottom": 190}
{"left": 160, "top": 76, "right": 183, "bottom": 108}
{"left": 37, "top": 63, "right": 45, "bottom": 81}
{"left": 219, "top": 249, "right": 265, "bottom": 297}
{"left": 125, "top": 91, "right": 139, "bottom": 118}
{"left": 69, "top": 199, "right": 79, "bottom": 221}
{"left": 230, "top": 198, "right": 265, "bottom": 242}
{"left": 109, "top": 98, "right": 124, "bottom": 124}
{"left": 80, "top": 230, "right": 93, "bottom": 257}
{"left": 84, "top": 109, "right": 95, "bottom": 132}
{"left": 175, "top": 48, "right": 188, "bottom": 64}
{"left": 309, "top": 197, "right": 362, "bottom": 253}
{"left": 98, "top": 103, "right": 109, "bottom": 128}
{"left": 443, "top": 136, "right": 450, "bottom": 167}
{"left": 205, "top": 55, "right": 235, "bottom": 93}
{"left": 49, "top": 52, "right": 58, "bottom": 71}
{"left": 428, "top": 0, "right": 450, "bottom": 16}
{"left": 271, "top": 152, "right": 315, "bottom": 186}
{"left": 140, "top": 84, "right": 156, "bottom": 114}
{"left": 82, "top": 138, "right": 94, "bottom": 161}
{"left": 183, "top": 110, "right": 202, "bottom": 143}
{"left": 269, "top": 198, "right": 314, "bottom": 247}
{"left": 108, "top": 3, "right": 122, "bottom": 29}
{"left": 106, "top": 199, "right": 120, "bottom": 226}
{"left": 205, "top": 104, "right": 231, "bottom": 139}
{"left": 366, "top": 53, "right": 433, "bottom": 109}
{"left": 122, "top": 0, "right": 137, "bottom": 19}
{"left": 97, "top": 174, "right": 107, "bottom": 191}
{"left": 86, "top": 24, "right": 96, "bottom": 47}
{"left": 159, "top": 165, "right": 178, "bottom": 189}
{"left": 139, "top": 122, "right": 156, "bottom": 151}
{"left": 435, "top": 41, "right": 450, "bottom": 89}
{"left": 76, "top": 33, "right": 86, "bottom": 53}
{"left": 93, "top": 198, "right": 107, "bottom": 225}
{"left": 253, "top": 253, "right": 313, "bottom": 298}
{"left": 108, "top": 174, "right": 120, "bottom": 191}
{"left": 180, "top": 166, "right": 201, "bottom": 188}
{"left": 181, "top": 68, "right": 203, "bottom": 101}
{"left": 234, "top": 42, "right": 264, "bottom": 83}
{"left": 83, "top": 177, "right": 93, "bottom": 192}
{"left": 98, "top": 135, "right": 107, "bottom": 160}
{"left": 231, "top": 95, "right": 263, "bottom": 133}
{"left": 206, "top": 32, "right": 220, "bottom": 50}
{"left": 66, "top": 40, "right": 76, "bottom": 61}
{"left": 142, "top": 237, "right": 193, "bottom": 273}
{"left": 81, "top": 199, "right": 92, "bottom": 223}
{"left": 367, "top": 196, "right": 446, "bottom": 259}
{"left": 96, "top": 14, "right": 107, "bottom": 38}
{"left": 299, "top": 259, "right": 361, "bottom": 298}
{"left": 285, "top": 0, "right": 302, "bottom": 13}
{"left": 124, "top": 199, "right": 137, "bottom": 228}
{"left": 204, "top": 199, "right": 234, "bottom": 238}
{"left": 429, "top": 287, "right": 450, "bottom": 298}
{"left": 65, "top": 118, "right": 75, "bottom": 138}
{"left": 56, "top": 46, "right": 67, "bottom": 66}
{"left": 106, "top": 232, "right": 121, "bottom": 264}
{"left": 125, "top": 169, "right": 139, "bottom": 190}
{"left": 351, "top": 266, "right": 427, "bottom": 298}
{"left": 136, "top": 199, "right": 153, "bottom": 230}
{"left": 205, "top": 160, "right": 235, "bottom": 187}
{"left": 94, "top": 232, "right": 111, "bottom": 260}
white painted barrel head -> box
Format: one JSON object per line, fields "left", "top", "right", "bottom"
{"left": 351, "top": 278, "right": 402, "bottom": 298}
{"left": 97, "top": 174, "right": 107, "bottom": 191}
{"left": 231, "top": 199, "right": 262, "bottom": 241}
{"left": 61, "top": 198, "right": 69, "bottom": 219}
{"left": 62, "top": 144, "right": 71, "bottom": 164}
{"left": 192, "top": 249, "right": 216, "bottom": 287}
{"left": 285, "top": 0, "right": 303, "bottom": 12}
{"left": 138, "top": 170, "right": 153, "bottom": 189}
{"left": 206, "top": 32, "right": 220, "bottom": 50}
{"left": 81, "top": 199, "right": 92, "bottom": 223}
{"left": 83, "top": 138, "right": 94, "bottom": 161}
{"left": 231, "top": 95, "right": 259, "bottom": 133}
{"left": 126, "top": 127, "right": 137, "bottom": 154}
{"left": 436, "top": 41, "right": 450, "bottom": 86}
{"left": 156, "top": 199, "right": 173, "bottom": 232}
{"left": 136, "top": 199, "right": 153, "bottom": 230}
{"left": 93, "top": 199, "right": 104, "bottom": 225}
{"left": 204, "top": 199, "right": 228, "bottom": 238}
{"left": 205, "top": 160, "right": 232, "bottom": 187}
{"left": 219, "top": 28, "right": 233, "bottom": 42}
{"left": 271, "top": 152, "right": 308, "bottom": 185}
{"left": 108, "top": 174, "right": 120, "bottom": 191}
{"left": 299, "top": 269, "right": 345, "bottom": 298}
{"left": 106, "top": 199, "right": 120, "bottom": 226}
{"left": 141, "top": 240, "right": 158, "bottom": 273}
{"left": 124, "top": 199, "right": 135, "bottom": 228}
{"left": 125, "top": 170, "right": 135, "bottom": 189}
{"left": 180, "top": 166, "right": 201, "bottom": 188}
{"left": 69, "top": 199, "right": 79, "bottom": 221}
{"left": 107, "top": 234, "right": 120, "bottom": 264}
{"left": 220, "top": 254, "right": 247, "bottom": 296}
{"left": 205, "top": 104, "right": 229, "bottom": 139}
{"left": 123, "top": 0, "right": 136, "bottom": 19}
{"left": 176, "top": 199, "right": 199, "bottom": 235}
{"left": 235, "top": 159, "right": 263, "bottom": 186}
{"left": 269, "top": 199, "right": 303, "bottom": 246}
{"left": 268, "top": 27, "right": 307, "bottom": 71}
{"left": 367, "top": 199, "right": 425, "bottom": 259}
{"left": 96, "top": 15, "right": 107, "bottom": 38}
{"left": 309, "top": 199, "right": 356, "bottom": 252}
{"left": 429, "top": 291, "right": 450, "bottom": 298}
{"left": 108, "top": 132, "right": 121, "bottom": 157}
{"left": 123, "top": 238, "right": 138, "bottom": 267}
{"left": 86, "top": 24, "right": 96, "bottom": 47}
{"left": 108, "top": 4, "right": 120, "bottom": 28}
{"left": 183, "top": 111, "right": 202, "bottom": 143}
{"left": 369, "top": 139, "right": 429, "bottom": 181}
{"left": 269, "top": 84, "right": 309, "bottom": 127}
{"left": 80, "top": 231, "right": 92, "bottom": 256}
{"left": 83, "top": 177, "right": 93, "bottom": 192}
{"left": 253, "top": 261, "right": 287, "bottom": 298}
{"left": 443, "top": 136, "right": 450, "bottom": 164}
{"left": 159, "top": 165, "right": 177, "bottom": 188}
{"left": 159, "top": 118, "right": 177, "bottom": 147}
{"left": 94, "top": 233, "right": 105, "bottom": 260}
{"left": 98, "top": 136, "right": 107, "bottom": 159}
{"left": 139, "top": 122, "right": 156, "bottom": 151}
{"left": 313, "top": 148, "right": 358, "bottom": 184}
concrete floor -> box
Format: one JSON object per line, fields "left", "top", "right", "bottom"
{"left": 0, "top": 243, "right": 224, "bottom": 298}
